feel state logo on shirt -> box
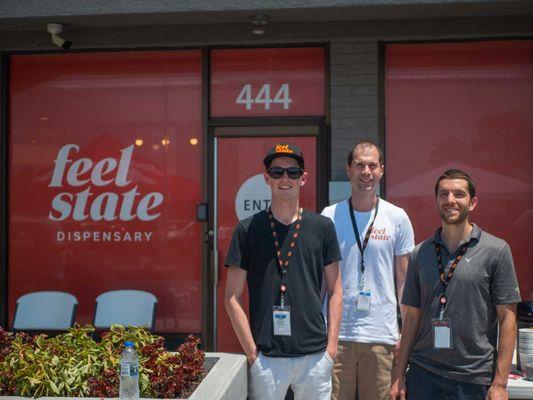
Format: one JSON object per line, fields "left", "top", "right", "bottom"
{"left": 369, "top": 227, "right": 390, "bottom": 241}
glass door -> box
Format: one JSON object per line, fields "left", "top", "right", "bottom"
{"left": 213, "top": 134, "right": 318, "bottom": 351}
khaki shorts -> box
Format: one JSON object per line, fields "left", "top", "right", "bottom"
{"left": 331, "top": 341, "right": 395, "bottom": 400}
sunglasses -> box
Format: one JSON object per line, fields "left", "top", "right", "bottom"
{"left": 267, "top": 166, "right": 304, "bottom": 179}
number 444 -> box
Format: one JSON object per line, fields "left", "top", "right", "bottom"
{"left": 236, "top": 83, "right": 292, "bottom": 110}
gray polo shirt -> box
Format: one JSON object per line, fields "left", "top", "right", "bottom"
{"left": 402, "top": 224, "right": 521, "bottom": 385}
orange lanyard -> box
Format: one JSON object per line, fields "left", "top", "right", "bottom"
{"left": 267, "top": 208, "right": 303, "bottom": 302}
{"left": 434, "top": 242, "right": 468, "bottom": 316}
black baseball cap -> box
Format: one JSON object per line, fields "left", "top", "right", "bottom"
{"left": 263, "top": 144, "right": 305, "bottom": 169}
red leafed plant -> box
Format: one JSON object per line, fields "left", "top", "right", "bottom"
{"left": 87, "top": 368, "right": 120, "bottom": 398}
{"left": 148, "top": 336, "right": 205, "bottom": 398}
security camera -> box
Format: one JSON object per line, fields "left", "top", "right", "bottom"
{"left": 52, "top": 35, "right": 72, "bottom": 50}
{"left": 251, "top": 15, "right": 268, "bottom": 35}
{"left": 47, "top": 23, "right": 72, "bottom": 50}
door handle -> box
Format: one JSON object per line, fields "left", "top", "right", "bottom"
{"left": 204, "top": 229, "right": 214, "bottom": 243}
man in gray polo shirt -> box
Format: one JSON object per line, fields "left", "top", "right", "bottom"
{"left": 390, "top": 169, "right": 521, "bottom": 400}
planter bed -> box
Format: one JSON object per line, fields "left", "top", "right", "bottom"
{"left": 0, "top": 353, "right": 246, "bottom": 400}
{"left": 0, "top": 327, "right": 246, "bottom": 400}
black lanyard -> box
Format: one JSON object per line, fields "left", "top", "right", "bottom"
{"left": 434, "top": 242, "right": 469, "bottom": 317}
{"left": 267, "top": 208, "right": 303, "bottom": 303}
{"left": 348, "top": 197, "right": 380, "bottom": 275}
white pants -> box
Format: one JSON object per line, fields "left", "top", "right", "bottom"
{"left": 249, "top": 351, "right": 334, "bottom": 400}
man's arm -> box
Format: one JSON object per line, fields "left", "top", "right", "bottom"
{"left": 389, "top": 305, "right": 421, "bottom": 400}
{"left": 486, "top": 303, "right": 517, "bottom": 400}
{"left": 394, "top": 254, "right": 410, "bottom": 358}
{"left": 324, "top": 261, "right": 342, "bottom": 359}
{"left": 395, "top": 254, "right": 409, "bottom": 322}
{"left": 224, "top": 266, "right": 257, "bottom": 365}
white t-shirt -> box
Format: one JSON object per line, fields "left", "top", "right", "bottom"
{"left": 321, "top": 198, "right": 414, "bottom": 345}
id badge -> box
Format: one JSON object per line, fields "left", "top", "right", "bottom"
{"left": 356, "top": 290, "right": 371, "bottom": 311}
{"left": 273, "top": 306, "right": 291, "bottom": 336}
{"left": 432, "top": 318, "right": 452, "bottom": 349}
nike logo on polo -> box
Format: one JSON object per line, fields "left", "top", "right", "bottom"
{"left": 465, "top": 257, "right": 472, "bottom": 262}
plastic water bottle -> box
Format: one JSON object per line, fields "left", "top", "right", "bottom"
{"left": 120, "top": 341, "right": 140, "bottom": 400}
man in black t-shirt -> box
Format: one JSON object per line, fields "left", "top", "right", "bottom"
{"left": 224, "top": 144, "right": 343, "bottom": 400}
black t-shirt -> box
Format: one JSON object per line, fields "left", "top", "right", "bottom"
{"left": 224, "top": 209, "right": 341, "bottom": 357}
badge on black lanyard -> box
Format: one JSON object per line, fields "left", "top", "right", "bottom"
{"left": 348, "top": 198, "right": 379, "bottom": 312}
{"left": 431, "top": 242, "right": 468, "bottom": 349}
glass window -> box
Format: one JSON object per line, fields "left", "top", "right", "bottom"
{"left": 211, "top": 47, "right": 325, "bottom": 117}
{"left": 385, "top": 40, "right": 533, "bottom": 299}
{"left": 9, "top": 50, "right": 203, "bottom": 333}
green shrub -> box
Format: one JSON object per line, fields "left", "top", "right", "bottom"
{"left": 0, "top": 325, "right": 205, "bottom": 398}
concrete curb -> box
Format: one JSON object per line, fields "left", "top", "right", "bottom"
{"left": 190, "top": 352, "right": 247, "bottom": 400}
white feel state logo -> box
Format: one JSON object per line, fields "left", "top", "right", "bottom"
{"left": 48, "top": 144, "right": 164, "bottom": 222}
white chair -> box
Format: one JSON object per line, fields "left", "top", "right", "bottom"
{"left": 13, "top": 291, "right": 78, "bottom": 331}
{"left": 93, "top": 290, "right": 157, "bottom": 331}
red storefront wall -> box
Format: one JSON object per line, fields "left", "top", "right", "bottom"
{"left": 385, "top": 40, "right": 533, "bottom": 299}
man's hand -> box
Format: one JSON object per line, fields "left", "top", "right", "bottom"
{"left": 390, "top": 306, "right": 421, "bottom": 400}
{"left": 486, "top": 384, "right": 508, "bottom": 400}
{"left": 326, "top": 343, "right": 338, "bottom": 360}
{"left": 247, "top": 349, "right": 259, "bottom": 367}
{"left": 487, "top": 304, "right": 516, "bottom": 400}
{"left": 324, "top": 261, "right": 342, "bottom": 363}
{"left": 389, "top": 376, "right": 406, "bottom": 400}
{"left": 224, "top": 266, "right": 259, "bottom": 370}
{"left": 393, "top": 339, "right": 400, "bottom": 364}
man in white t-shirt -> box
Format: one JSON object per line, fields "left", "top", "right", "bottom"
{"left": 322, "top": 141, "right": 414, "bottom": 400}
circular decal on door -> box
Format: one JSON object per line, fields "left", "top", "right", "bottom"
{"left": 235, "top": 173, "right": 271, "bottom": 221}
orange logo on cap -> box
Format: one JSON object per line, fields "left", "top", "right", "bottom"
{"left": 275, "top": 144, "right": 293, "bottom": 154}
